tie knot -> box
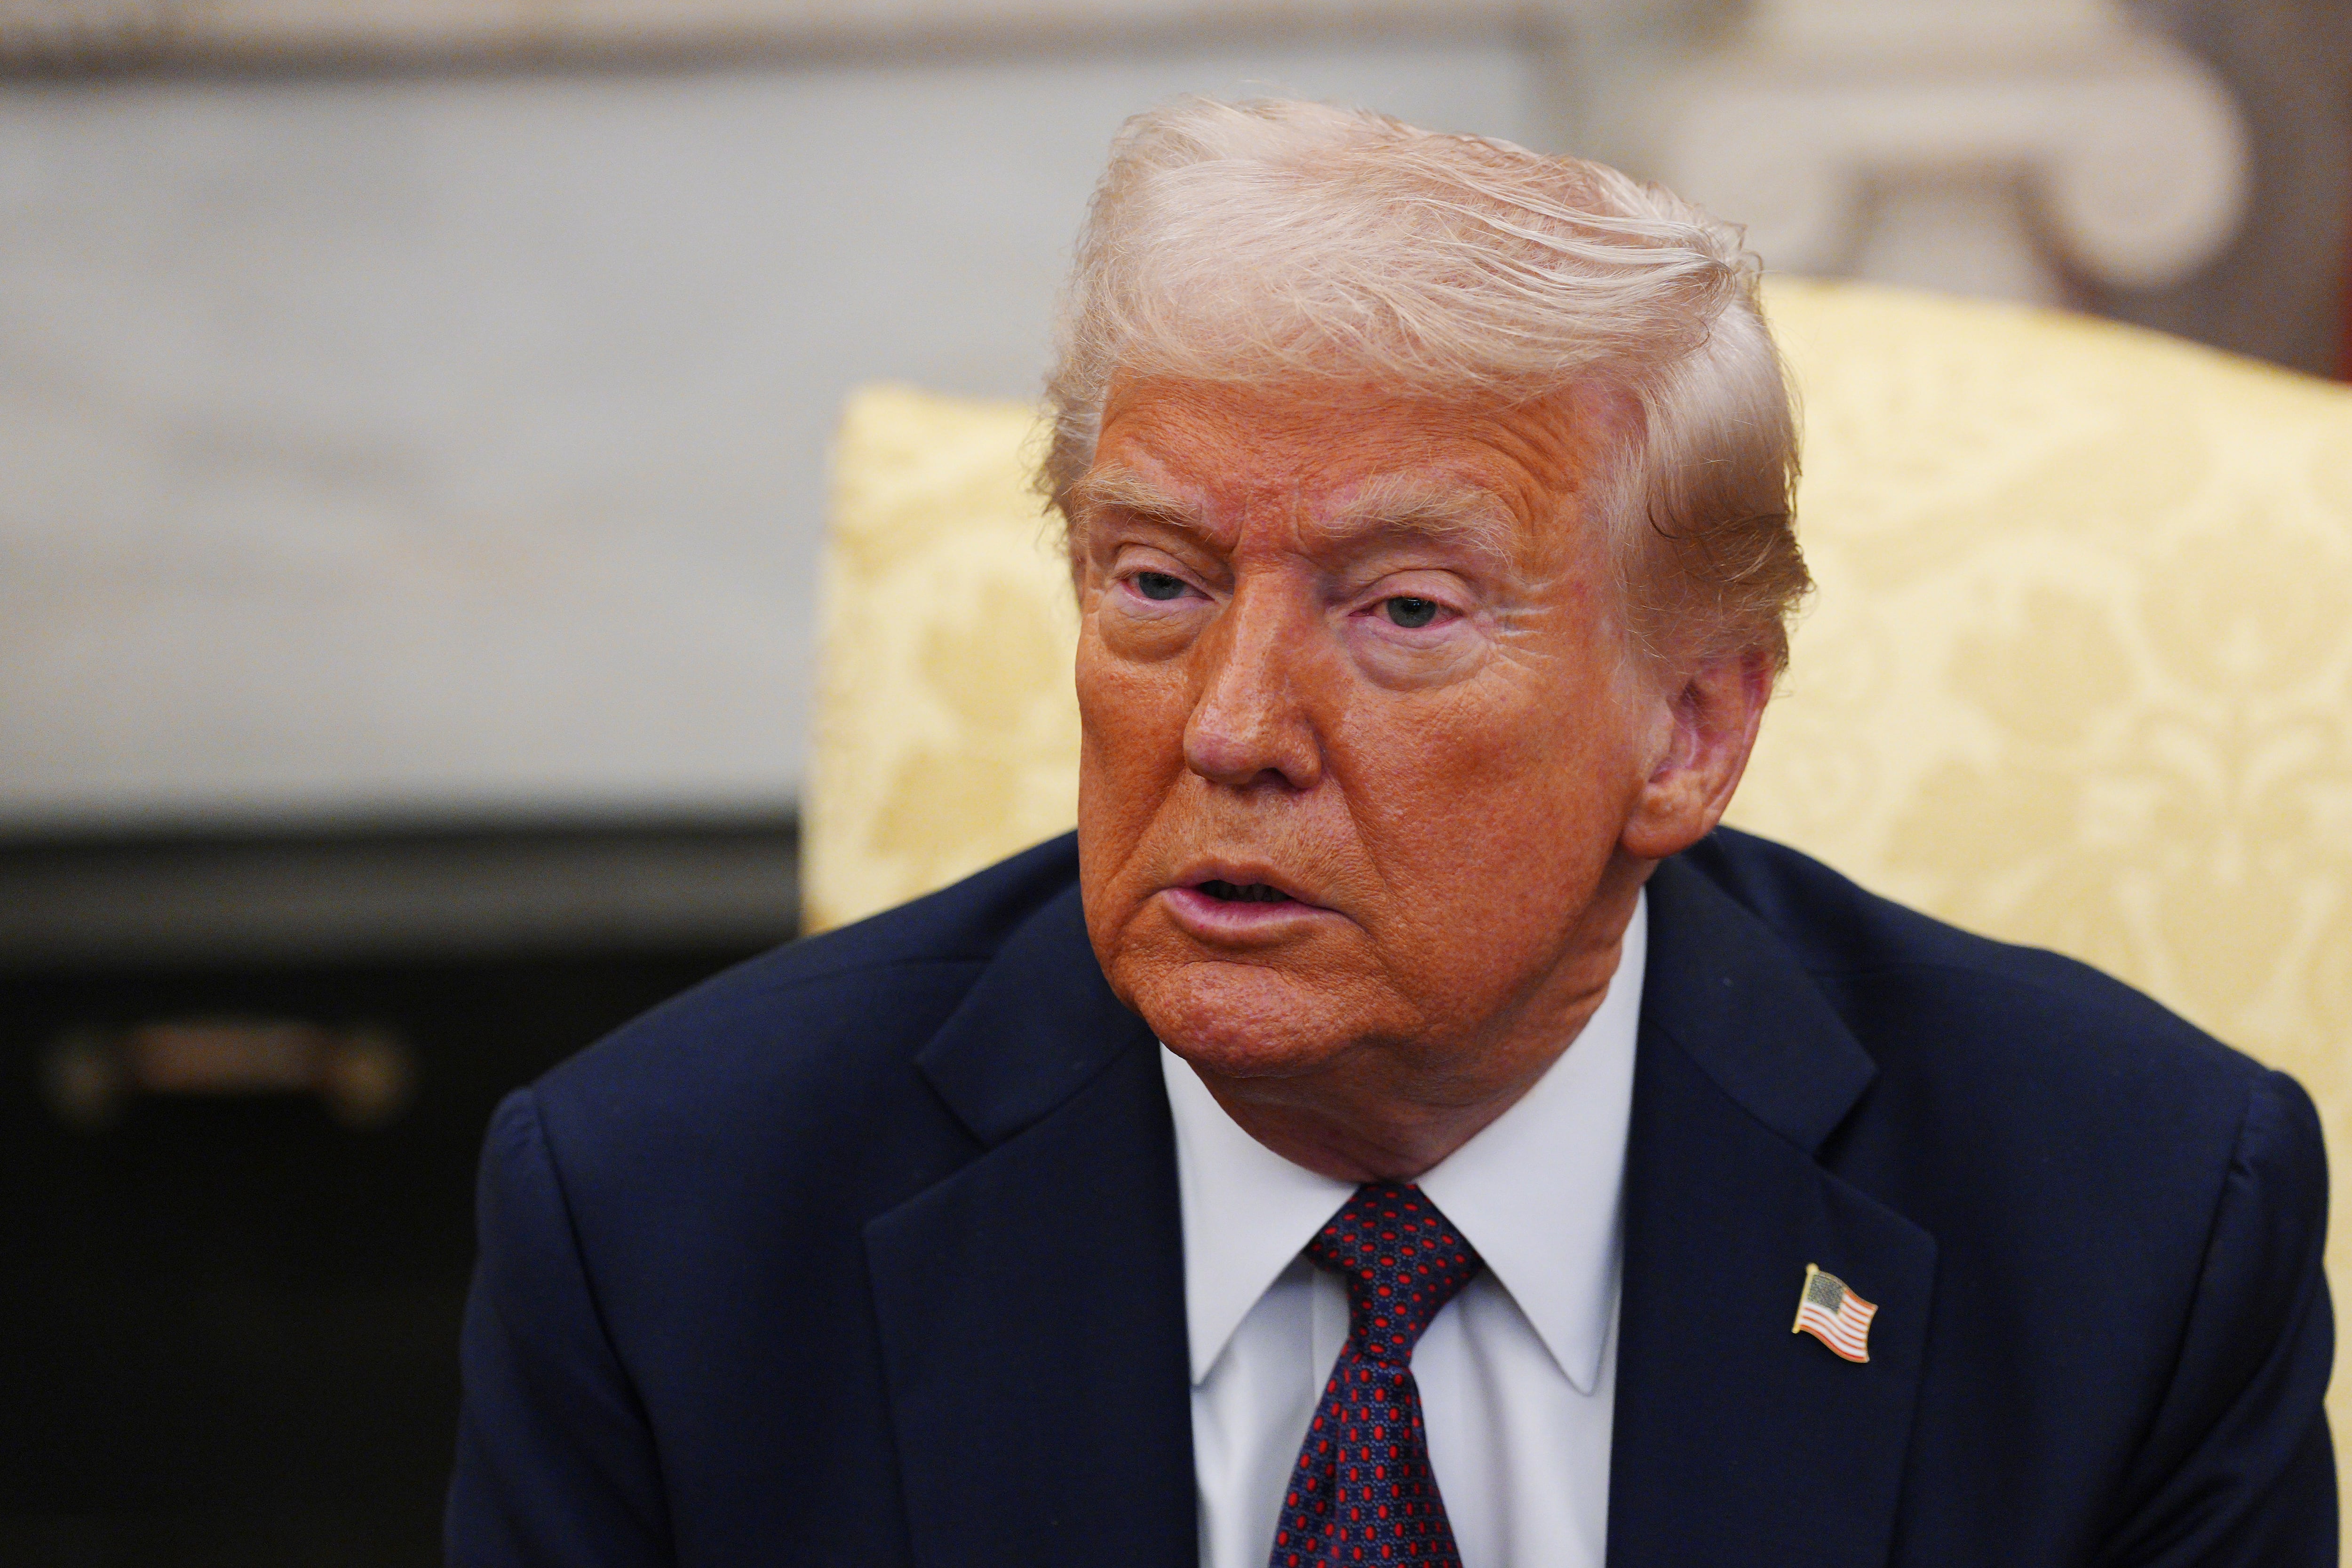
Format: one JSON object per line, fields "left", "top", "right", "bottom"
{"left": 1303, "top": 1182, "right": 1481, "bottom": 1363}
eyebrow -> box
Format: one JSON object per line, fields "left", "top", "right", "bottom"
{"left": 1310, "top": 472, "right": 1521, "bottom": 573}
{"left": 1066, "top": 464, "right": 1521, "bottom": 573}
{"left": 1063, "top": 467, "right": 1202, "bottom": 532}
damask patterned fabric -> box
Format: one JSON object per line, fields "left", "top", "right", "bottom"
{"left": 807, "top": 384, "right": 1081, "bottom": 930}
{"left": 808, "top": 280, "right": 2352, "bottom": 1510}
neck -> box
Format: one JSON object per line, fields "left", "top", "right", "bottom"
{"left": 1189, "top": 872, "right": 1645, "bottom": 1184}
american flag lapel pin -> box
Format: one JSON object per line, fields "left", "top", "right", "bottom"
{"left": 1792, "top": 1262, "right": 1877, "bottom": 1363}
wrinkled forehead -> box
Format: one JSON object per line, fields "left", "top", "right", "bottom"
{"left": 1068, "top": 374, "right": 1618, "bottom": 566}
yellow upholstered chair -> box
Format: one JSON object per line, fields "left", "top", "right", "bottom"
{"left": 808, "top": 279, "right": 2352, "bottom": 1481}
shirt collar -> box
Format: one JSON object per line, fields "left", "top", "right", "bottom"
{"left": 1160, "top": 890, "right": 1646, "bottom": 1395}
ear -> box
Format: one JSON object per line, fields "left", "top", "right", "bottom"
{"left": 1621, "top": 648, "right": 1775, "bottom": 862}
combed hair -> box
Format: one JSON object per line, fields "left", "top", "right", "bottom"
{"left": 1041, "top": 97, "right": 1808, "bottom": 669}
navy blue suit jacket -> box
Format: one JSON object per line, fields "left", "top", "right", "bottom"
{"left": 446, "top": 829, "right": 2334, "bottom": 1565}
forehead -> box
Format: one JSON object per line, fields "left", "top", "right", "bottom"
{"left": 1079, "top": 377, "right": 1602, "bottom": 556}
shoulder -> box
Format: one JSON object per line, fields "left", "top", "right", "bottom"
{"left": 1671, "top": 829, "right": 2318, "bottom": 1225}
{"left": 1672, "top": 832, "right": 2333, "bottom": 1544}
{"left": 1679, "top": 826, "right": 2261, "bottom": 1091}
{"left": 516, "top": 833, "right": 1085, "bottom": 1212}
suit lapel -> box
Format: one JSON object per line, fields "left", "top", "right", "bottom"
{"left": 861, "top": 844, "right": 1939, "bottom": 1568}
{"left": 1607, "top": 854, "right": 1937, "bottom": 1568}
{"left": 865, "top": 883, "right": 1194, "bottom": 1568}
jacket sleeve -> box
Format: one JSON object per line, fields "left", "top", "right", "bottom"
{"left": 445, "top": 1088, "right": 674, "bottom": 1568}
{"left": 2097, "top": 1068, "right": 2337, "bottom": 1567}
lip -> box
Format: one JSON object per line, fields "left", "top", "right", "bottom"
{"left": 1157, "top": 860, "right": 1339, "bottom": 945}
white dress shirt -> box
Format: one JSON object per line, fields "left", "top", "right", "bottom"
{"left": 1160, "top": 891, "right": 1645, "bottom": 1568}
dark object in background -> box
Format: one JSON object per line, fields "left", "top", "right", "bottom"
{"left": 2106, "top": 0, "right": 2352, "bottom": 379}
{"left": 0, "top": 817, "right": 798, "bottom": 1568}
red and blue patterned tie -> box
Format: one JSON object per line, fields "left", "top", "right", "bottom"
{"left": 1269, "top": 1183, "right": 1483, "bottom": 1568}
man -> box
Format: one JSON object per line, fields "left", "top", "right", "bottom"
{"left": 446, "top": 100, "right": 2333, "bottom": 1566}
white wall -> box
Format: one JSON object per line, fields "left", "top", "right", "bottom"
{"left": 0, "top": 42, "right": 1538, "bottom": 830}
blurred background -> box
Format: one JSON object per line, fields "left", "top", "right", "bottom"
{"left": 0, "top": 0, "right": 2344, "bottom": 1562}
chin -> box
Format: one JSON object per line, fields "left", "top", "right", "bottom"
{"left": 1118, "top": 953, "right": 1372, "bottom": 1082}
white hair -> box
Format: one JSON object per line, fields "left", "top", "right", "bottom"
{"left": 1042, "top": 97, "right": 1807, "bottom": 667}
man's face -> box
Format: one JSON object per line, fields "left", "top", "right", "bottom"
{"left": 1071, "top": 376, "right": 1669, "bottom": 1089}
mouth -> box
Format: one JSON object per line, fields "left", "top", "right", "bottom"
{"left": 1158, "top": 864, "right": 1332, "bottom": 943}
{"left": 1192, "top": 879, "right": 1297, "bottom": 905}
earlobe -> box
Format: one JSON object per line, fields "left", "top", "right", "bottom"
{"left": 1620, "top": 649, "right": 1774, "bottom": 862}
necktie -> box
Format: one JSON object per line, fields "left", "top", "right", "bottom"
{"left": 1269, "top": 1183, "right": 1483, "bottom": 1568}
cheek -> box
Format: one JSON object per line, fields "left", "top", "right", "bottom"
{"left": 1332, "top": 642, "right": 1640, "bottom": 919}
{"left": 1076, "top": 629, "right": 1192, "bottom": 771}
{"left": 1355, "top": 634, "right": 1618, "bottom": 784}
{"left": 1346, "top": 708, "right": 1568, "bottom": 866}
{"left": 1075, "top": 629, "right": 1196, "bottom": 881}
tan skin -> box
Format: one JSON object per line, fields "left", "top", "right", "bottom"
{"left": 1071, "top": 375, "right": 1773, "bottom": 1185}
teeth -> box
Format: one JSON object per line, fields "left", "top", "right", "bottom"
{"left": 1200, "top": 879, "right": 1291, "bottom": 904}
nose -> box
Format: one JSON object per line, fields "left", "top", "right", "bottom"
{"left": 1183, "top": 580, "right": 1325, "bottom": 791}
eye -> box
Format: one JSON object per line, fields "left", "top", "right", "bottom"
{"left": 1382, "top": 596, "right": 1441, "bottom": 629}
{"left": 1134, "top": 570, "right": 1189, "bottom": 602}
